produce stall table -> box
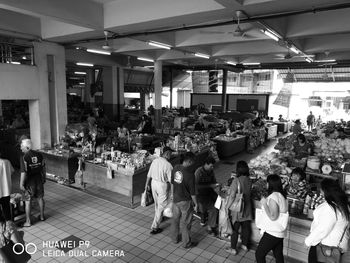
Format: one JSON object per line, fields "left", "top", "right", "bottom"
{"left": 39, "top": 150, "right": 79, "bottom": 183}
{"left": 78, "top": 148, "right": 211, "bottom": 208}
{"left": 212, "top": 135, "right": 246, "bottom": 159}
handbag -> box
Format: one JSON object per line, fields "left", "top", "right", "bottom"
{"left": 0, "top": 232, "right": 31, "bottom": 263}
{"left": 316, "top": 225, "right": 348, "bottom": 263}
{"left": 141, "top": 186, "right": 154, "bottom": 207}
{"left": 255, "top": 208, "right": 289, "bottom": 232}
{"left": 229, "top": 179, "right": 244, "bottom": 212}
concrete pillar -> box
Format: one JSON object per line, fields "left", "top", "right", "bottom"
{"left": 117, "top": 67, "right": 125, "bottom": 121}
{"left": 169, "top": 69, "right": 173, "bottom": 109}
{"left": 154, "top": 61, "right": 162, "bottom": 129}
{"left": 32, "top": 42, "right": 67, "bottom": 149}
{"left": 84, "top": 69, "right": 94, "bottom": 107}
{"left": 222, "top": 69, "right": 227, "bottom": 112}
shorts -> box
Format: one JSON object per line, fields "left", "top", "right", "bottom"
{"left": 23, "top": 177, "right": 44, "bottom": 201}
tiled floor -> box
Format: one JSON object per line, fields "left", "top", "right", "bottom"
{"left": 14, "top": 137, "right": 303, "bottom": 263}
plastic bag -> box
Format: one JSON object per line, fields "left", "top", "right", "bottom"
{"left": 141, "top": 187, "right": 154, "bottom": 207}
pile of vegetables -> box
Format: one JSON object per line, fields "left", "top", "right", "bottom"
{"left": 313, "top": 137, "right": 350, "bottom": 159}
{"left": 274, "top": 134, "right": 297, "bottom": 151}
{"left": 248, "top": 152, "right": 292, "bottom": 179}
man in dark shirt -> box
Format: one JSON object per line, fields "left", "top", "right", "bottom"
{"left": 195, "top": 157, "right": 218, "bottom": 236}
{"left": 20, "top": 139, "right": 46, "bottom": 227}
{"left": 171, "top": 152, "right": 198, "bottom": 249}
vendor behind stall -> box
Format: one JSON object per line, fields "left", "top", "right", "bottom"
{"left": 137, "top": 115, "right": 154, "bottom": 134}
{"left": 292, "top": 134, "right": 312, "bottom": 159}
{"left": 286, "top": 167, "right": 307, "bottom": 199}
{"left": 292, "top": 119, "right": 302, "bottom": 135}
{"left": 194, "top": 117, "right": 205, "bottom": 131}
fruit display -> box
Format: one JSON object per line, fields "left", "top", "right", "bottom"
{"left": 251, "top": 178, "right": 268, "bottom": 200}
{"left": 104, "top": 150, "right": 153, "bottom": 171}
{"left": 274, "top": 134, "right": 297, "bottom": 151}
{"left": 166, "top": 132, "right": 214, "bottom": 152}
{"left": 313, "top": 137, "right": 350, "bottom": 159}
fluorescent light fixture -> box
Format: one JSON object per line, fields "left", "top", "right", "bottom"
{"left": 262, "top": 30, "right": 279, "bottom": 41}
{"left": 144, "top": 66, "right": 154, "bottom": 68}
{"left": 305, "top": 58, "right": 313, "bottom": 63}
{"left": 194, "top": 53, "right": 210, "bottom": 59}
{"left": 186, "top": 70, "right": 193, "bottom": 74}
{"left": 22, "top": 56, "right": 27, "bottom": 60}
{"left": 226, "top": 61, "right": 236, "bottom": 66}
{"left": 74, "top": 71, "right": 87, "bottom": 75}
{"left": 243, "top": 62, "right": 261, "bottom": 66}
{"left": 289, "top": 46, "right": 299, "bottom": 54}
{"left": 86, "top": 49, "right": 111, "bottom": 55}
{"left": 11, "top": 62, "right": 21, "bottom": 65}
{"left": 148, "top": 41, "right": 171, "bottom": 50}
{"left": 315, "top": 59, "right": 336, "bottom": 63}
{"left": 76, "top": 62, "right": 94, "bottom": 67}
{"left": 75, "top": 47, "right": 80, "bottom": 50}
{"left": 79, "top": 82, "right": 85, "bottom": 85}
{"left": 69, "top": 93, "right": 77, "bottom": 95}
{"left": 137, "top": 57, "right": 154, "bottom": 62}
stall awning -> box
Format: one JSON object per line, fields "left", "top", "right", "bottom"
{"left": 278, "top": 67, "right": 350, "bottom": 82}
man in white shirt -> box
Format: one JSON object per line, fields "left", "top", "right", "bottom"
{"left": 144, "top": 147, "right": 173, "bottom": 234}
{"left": 0, "top": 154, "right": 14, "bottom": 220}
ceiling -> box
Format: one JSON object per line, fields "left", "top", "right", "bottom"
{"left": 1, "top": 0, "right": 350, "bottom": 72}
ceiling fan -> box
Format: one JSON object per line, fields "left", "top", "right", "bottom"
{"left": 199, "top": 10, "right": 256, "bottom": 39}
{"left": 102, "top": 30, "right": 113, "bottom": 51}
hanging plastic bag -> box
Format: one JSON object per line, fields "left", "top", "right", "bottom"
{"left": 141, "top": 187, "right": 154, "bottom": 207}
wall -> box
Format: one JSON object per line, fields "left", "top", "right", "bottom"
{"left": 228, "top": 94, "right": 268, "bottom": 111}
{"left": 191, "top": 93, "right": 222, "bottom": 108}
{"left": 0, "top": 64, "right": 39, "bottom": 99}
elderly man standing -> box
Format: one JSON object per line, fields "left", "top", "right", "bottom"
{"left": 144, "top": 147, "right": 173, "bottom": 235}
{"left": 0, "top": 151, "right": 14, "bottom": 220}
{"left": 20, "top": 139, "right": 46, "bottom": 227}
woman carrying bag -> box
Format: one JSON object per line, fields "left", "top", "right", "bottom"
{"left": 225, "top": 161, "right": 253, "bottom": 255}
{"left": 255, "top": 174, "right": 288, "bottom": 263}
{"left": 305, "top": 179, "right": 349, "bottom": 263}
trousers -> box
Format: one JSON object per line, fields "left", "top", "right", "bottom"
{"left": 256, "top": 232, "right": 284, "bottom": 263}
{"left": 0, "top": 196, "right": 11, "bottom": 221}
{"left": 230, "top": 220, "right": 251, "bottom": 249}
{"left": 150, "top": 180, "right": 169, "bottom": 229}
{"left": 171, "top": 200, "right": 193, "bottom": 247}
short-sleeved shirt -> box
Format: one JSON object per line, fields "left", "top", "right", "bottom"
{"left": 293, "top": 142, "right": 312, "bottom": 159}
{"left": 147, "top": 157, "right": 173, "bottom": 183}
{"left": 194, "top": 166, "right": 216, "bottom": 196}
{"left": 171, "top": 164, "right": 195, "bottom": 203}
{"left": 0, "top": 159, "right": 14, "bottom": 198}
{"left": 20, "top": 150, "right": 44, "bottom": 180}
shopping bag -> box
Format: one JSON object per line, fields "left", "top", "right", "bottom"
{"left": 255, "top": 208, "right": 289, "bottom": 232}
{"left": 141, "top": 188, "right": 154, "bottom": 207}
{"left": 214, "top": 195, "right": 222, "bottom": 210}
{"left": 163, "top": 202, "right": 173, "bottom": 218}
{"left": 218, "top": 199, "right": 232, "bottom": 238}
{"left": 229, "top": 180, "right": 244, "bottom": 212}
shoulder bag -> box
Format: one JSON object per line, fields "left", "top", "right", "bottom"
{"left": 316, "top": 225, "right": 348, "bottom": 263}
{"left": 229, "top": 179, "right": 244, "bottom": 212}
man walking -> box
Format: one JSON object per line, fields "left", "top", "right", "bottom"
{"left": 307, "top": 111, "right": 315, "bottom": 131}
{"left": 171, "top": 152, "right": 198, "bottom": 249}
{"left": 144, "top": 147, "right": 173, "bottom": 234}
{"left": 0, "top": 151, "right": 14, "bottom": 220}
{"left": 195, "top": 156, "right": 218, "bottom": 236}
{"left": 20, "top": 139, "right": 46, "bottom": 227}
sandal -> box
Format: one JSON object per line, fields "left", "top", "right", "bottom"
{"left": 225, "top": 247, "right": 237, "bottom": 255}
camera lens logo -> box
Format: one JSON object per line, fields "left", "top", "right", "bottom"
{"left": 13, "top": 243, "right": 37, "bottom": 255}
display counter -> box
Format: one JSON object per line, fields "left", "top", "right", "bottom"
{"left": 212, "top": 135, "right": 246, "bottom": 159}
{"left": 274, "top": 121, "right": 292, "bottom": 133}
{"left": 60, "top": 148, "right": 211, "bottom": 208}
{"left": 39, "top": 150, "right": 80, "bottom": 183}
{"left": 266, "top": 124, "right": 278, "bottom": 139}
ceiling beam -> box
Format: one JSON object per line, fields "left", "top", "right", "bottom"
{"left": 0, "top": 0, "right": 103, "bottom": 30}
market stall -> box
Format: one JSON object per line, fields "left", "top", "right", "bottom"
{"left": 212, "top": 134, "right": 246, "bottom": 159}
{"left": 274, "top": 121, "right": 292, "bottom": 133}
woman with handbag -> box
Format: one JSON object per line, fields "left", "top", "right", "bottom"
{"left": 0, "top": 213, "right": 28, "bottom": 263}
{"left": 305, "top": 178, "right": 349, "bottom": 263}
{"left": 255, "top": 174, "right": 288, "bottom": 263}
{"left": 225, "top": 160, "right": 253, "bottom": 255}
